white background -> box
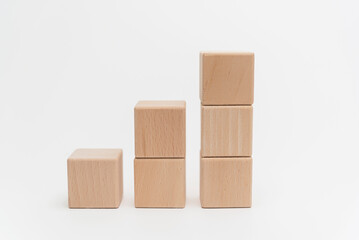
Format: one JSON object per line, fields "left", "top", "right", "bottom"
{"left": 0, "top": 0, "right": 358, "bottom": 239}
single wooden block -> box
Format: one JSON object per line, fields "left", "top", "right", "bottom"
{"left": 200, "top": 157, "right": 252, "bottom": 208}
{"left": 134, "top": 158, "right": 186, "bottom": 208}
{"left": 200, "top": 52, "right": 254, "bottom": 105}
{"left": 67, "top": 149, "right": 123, "bottom": 208}
{"left": 201, "top": 105, "right": 253, "bottom": 157}
{"left": 135, "top": 101, "right": 186, "bottom": 158}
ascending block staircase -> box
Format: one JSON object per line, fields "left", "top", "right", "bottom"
{"left": 66, "top": 52, "right": 254, "bottom": 209}
{"left": 200, "top": 52, "right": 254, "bottom": 208}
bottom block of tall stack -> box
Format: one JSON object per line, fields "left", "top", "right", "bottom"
{"left": 134, "top": 158, "right": 186, "bottom": 208}
{"left": 200, "top": 157, "right": 252, "bottom": 208}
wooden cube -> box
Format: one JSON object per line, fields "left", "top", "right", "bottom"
{"left": 135, "top": 101, "right": 186, "bottom": 158}
{"left": 200, "top": 157, "right": 252, "bottom": 208}
{"left": 134, "top": 158, "right": 186, "bottom": 208}
{"left": 201, "top": 105, "right": 252, "bottom": 157}
{"left": 200, "top": 52, "right": 254, "bottom": 105}
{"left": 67, "top": 149, "right": 123, "bottom": 208}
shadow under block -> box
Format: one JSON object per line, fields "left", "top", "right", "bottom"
{"left": 134, "top": 158, "right": 186, "bottom": 208}
{"left": 201, "top": 105, "right": 253, "bottom": 157}
{"left": 135, "top": 101, "right": 186, "bottom": 158}
{"left": 67, "top": 149, "right": 123, "bottom": 208}
{"left": 200, "top": 52, "right": 254, "bottom": 105}
{"left": 200, "top": 157, "right": 252, "bottom": 208}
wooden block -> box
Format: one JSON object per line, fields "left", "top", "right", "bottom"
{"left": 135, "top": 101, "right": 186, "bottom": 158}
{"left": 200, "top": 157, "right": 252, "bottom": 208}
{"left": 134, "top": 158, "right": 185, "bottom": 208}
{"left": 67, "top": 149, "right": 123, "bottom": 208}
{"left": 200, "top": 52, "right": 254, "bottom": 105}
{"left": 201, "top": 105, "right": 252, "bottom": 157}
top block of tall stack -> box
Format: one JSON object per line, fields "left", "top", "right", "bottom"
{"left": 200, "top": 52, "right": 254, "bottom": 105}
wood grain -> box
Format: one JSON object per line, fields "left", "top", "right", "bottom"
{"left": 201, "top": 105, "right": 252, "bottom": 157}
{"left": 200, "top": 52, "right": 254, "bottom": 105}
{"left": 200, "top": 157, "right": 252, "bottom": 208}
{"left": 67, "top": 149, "right": 123, "bottom": 208}
{"left": 134, "top": 158, "right": 186, "bottom": 208}
{"left": 135, "top": 101, "right": 186, "bottom": 158}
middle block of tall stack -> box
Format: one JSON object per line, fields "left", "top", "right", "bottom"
{"left": 200, "top": 52, "right": 254, "bottom": 208}
{"left": 134, "top": 101, "right": 186, "bottom": 208}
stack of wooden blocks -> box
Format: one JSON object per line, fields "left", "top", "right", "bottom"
{"left": 200, "top": 52, "right": 254, "bottom": 208}
{"left": 134, "top": 101, "right": 186, "bottom": 208}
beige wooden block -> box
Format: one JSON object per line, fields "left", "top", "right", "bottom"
{"left": 200, "top": 52, "right": 254, "bottom": 105}
{"left": 201, "top": 105, "right": 252, "bottom": 157}
{"left": 134, "top": 158, "right": 185, "bottom": 208}
{"left": 135, "top": 101, "right": 186, "bottom": 158}
{"left": 67, "top": 149, "right": 123, "bottom": 208}
{"left": 200, "top": 157, "right": 252, "bottom": 208}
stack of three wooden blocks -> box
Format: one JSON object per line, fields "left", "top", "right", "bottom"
{"left": 200, "top": 52, "right": 254, "bottom": 208}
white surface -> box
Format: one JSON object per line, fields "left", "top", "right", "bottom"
{"left": 1, "top": 0, "right": 359, "bottom": 239}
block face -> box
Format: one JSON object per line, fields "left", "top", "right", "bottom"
{"left": 200, "top": 157, "right": 252, "bottom": 208}
{"left": 135, "top": 101, "right": 186, "bottom": 158}
{"left": 67, "top": 149, "right": 123, "bottom": 208}
{"left": 134, "top": 158, "right": 186, "bottom": 208}
{"left": 201, "top": 106, "right": 252, "bottom": 157}
{"left": 200, "top": 52, "right": 254, "bottom": 105}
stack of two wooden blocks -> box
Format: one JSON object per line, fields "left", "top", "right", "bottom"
{"left": 134, "top": 101, "right": 186, "bottom": 208}
{"left": 200, "top": 52, "right": 254, "bottom": 208}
